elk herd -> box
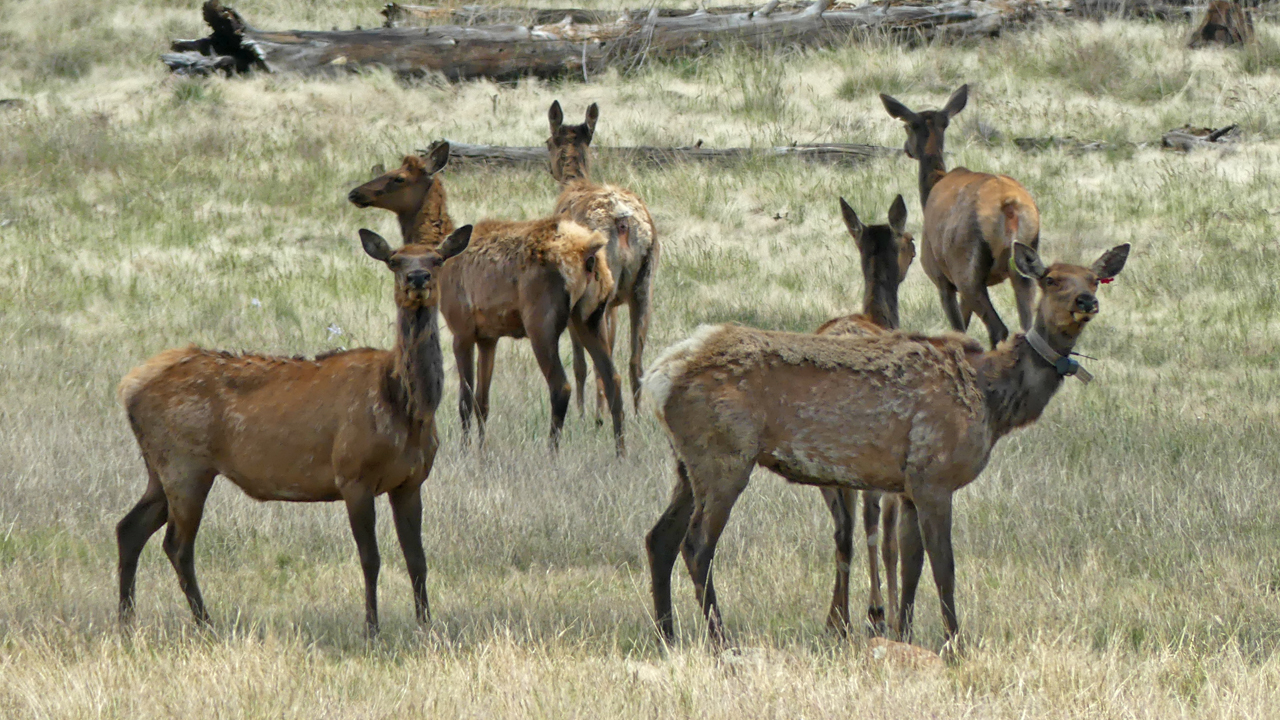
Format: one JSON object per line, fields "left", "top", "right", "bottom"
{"left": 116, "top": 86, "right": 1129, "bottom": 651}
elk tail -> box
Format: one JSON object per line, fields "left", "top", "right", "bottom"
{"left": 117, "top": 346, "right": 198, "bottom": 409}
{"left": 641, "top": 324, "right": 724, "bottom": 426}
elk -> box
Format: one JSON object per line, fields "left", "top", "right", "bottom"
{"left": 643, "top": 242, "right": 1129, "bottom": 646}
{"left": 812, "top": 195, "right": 914, "bottom": 636}
{"left": 881, "top": 84, "right": 1040, "bottom": 349}
{"left": 547, "top": 100, "right": 659, "bottom": 418}
{"left": 349, "top": 148, "right": 624, "bottom": 453}
{"left": 116, "top": 226, "right": 473, "bottom": 634}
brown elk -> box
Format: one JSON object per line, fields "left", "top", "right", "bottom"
{"left": 812, "top": 195, "right": 914, "bottom": 636}
{"left": 881, "top": 84, "right": 1040, "bottom": 349}
{"left": 349, "top": 148, "right": 624, "bottom": 453}
{"left": 547, "top": 100, "right": 659, "bottom": 418}
{"left": 116, "top": 226, "right": 473, "bottom": 634}
{"left": 1189, "top": 0, "right": 1254, "bottom": 47}
{"left": 643, "top": 242, "right": 1129, "bottom": 646}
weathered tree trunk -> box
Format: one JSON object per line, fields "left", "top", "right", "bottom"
{"left": 382, "top": 2, "right": 834, "bottom": 28}
{"left": 163, "top": 0, "right": 1016, "bottom": 81}
{"left": 433, "top": 140, "right": 900, "bottom": 167}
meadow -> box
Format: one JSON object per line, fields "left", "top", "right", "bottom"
{"left": 3, "top": 0, "right": 1280, "bottom": 716}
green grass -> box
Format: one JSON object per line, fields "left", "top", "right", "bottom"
{"left": 3, "top": 1, "right": 1280, "bottom": 717}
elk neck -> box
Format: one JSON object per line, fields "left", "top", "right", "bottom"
{"left": 916, "top": 147, "right": 948, "bottom": 209}
{"left": 389, "top": 303, "right": 445, "bottom": 431}
{"left": 861, "top": 264, "right": 900, "bottom": 330}
{"left": 975, "top": 315, "right": 1080, "bottom": 439}
{"left": 400, "top": 178, "right": 455, "bottom": 248}
{"left": 556, "top": 150, "right": 591, "bottom": 189}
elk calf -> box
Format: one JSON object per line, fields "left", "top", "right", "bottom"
{"left": 116, "top": 226, "right": 472, "bottom": 634}
{"left": 882, "top": 85, "right": 1040, "bottom": 349}
{"left": 644, "top": 242, "right": 1129, "bottom": 646}
{"left": 547, "top": 101, "right": 659, "bottom": 417}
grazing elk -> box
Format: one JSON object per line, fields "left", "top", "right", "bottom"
{"left": 116, "top": 226, "right": 473, "bottom": 634}
{"left": 547, "top": 100, "right": 659, "bottom": 418}
{"left": 644, "top": 242, "right": 1129, "bottom": 647}
{"left": 881, "top": 84, "right": 1040, "bottom": 349}
{"left": 812, "top": 195, "right": 915, "bottom": 636}
{"left": 349, "top": 150, "right": 624, "bottom": 453}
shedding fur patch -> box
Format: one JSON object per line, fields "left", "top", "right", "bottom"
{"left": 467, "top": 217, "right": 612, "bottom": 306}
{"left": 554, "top": 181, "right": 655, "bottom": 256}
{"left": 671, "top": 324, "right": 986, "bottom": 416}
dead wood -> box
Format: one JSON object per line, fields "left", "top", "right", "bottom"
{"left": 429, "top": 140, "right": 900, "bottom": 167}
{"left": 1013, "top": 124, "right": 1239, "bottom": 153}
{"left": 164, "top": 0, "right": 1019, "bottom": 81}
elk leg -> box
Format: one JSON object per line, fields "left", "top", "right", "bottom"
{"left": 967, "top": 283, "right": 1010, "bottom": 348}
{"left": 342, "top": 485, "right": 381, "bottom": 635}
{"left": 527, "top": 320, "right": 571, "bottom": 451}
{"left": 594, "top": 306, "right": 619, "bottom": 425}
{"left": 117, "top": 463, "right": 169, "bottom": 624}
{"left": 389, "top": 482, "right": 430, "bottom": 624}
{"left": 681, "top": 460, "right": 751, "bottom": 646}
{"left": 646, "top": 460, "right": 694, "bottom": 641}
{"left": 453, "top": 337, "right": 476, "bottom": 445}
{"left": 862, "top": 489, "right": 887, "bottom": 635}
{"left": 915, "top": 492, "right": 959, "bottom": 642}
{"left": 572, "top": 310, "right": 625, "bottom": 456}
{"left": 161, "top": 467, "right": 216, "bottom": 626}
{"left": 895, "top": 498, "right": 925, "bottom": 643}
{"left": 881, "top": 494, "right": 901, "bottom": 636}
{"left": 628, "top": 256, "right": 655, "bottom": 412}
{"left": 568, "top": 324, "right": 589, "bottom": 418}
{"left": 475, "top": 338, "right": 498, "bottom": 446}
{"left": 821, "top": 487, "right": 855, "bottom": 635}
{"left": 1011, "top": 272, "right": 1036, "bottom": 332}
{"left": 937, "top": 282, "right": 966, "bottom": 332}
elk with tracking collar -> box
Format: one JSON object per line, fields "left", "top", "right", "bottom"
{"left": 643, "top": 241, "right": 1129, "bottom": 646}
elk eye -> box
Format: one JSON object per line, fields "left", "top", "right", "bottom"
{"left": 392, "top": 176, "right": 405, "bottom": 184}
{"left": 1044, "top": 277, "right": 1057, "bottom": 287}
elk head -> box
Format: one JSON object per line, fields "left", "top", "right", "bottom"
{"left": 547, "top": 100, "right": 598, "bottom": 184}
{"left": 841, "top": 193, "right": 916, "bottom": 284}
{"left": 360, "top": 225, "right": 472, "bottom": 309}
{"left": 1014, "top": 242, "right": 1130, "bottom": 341}
{"left": 348, "top": 142, "right": 451, "bottom": 214}
{"left": 880, "top": 84, "right": 968, "bottom": 161}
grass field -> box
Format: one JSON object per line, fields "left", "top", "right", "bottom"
{"left": 4, "top": 1, "right": 1280, "bottom": 717}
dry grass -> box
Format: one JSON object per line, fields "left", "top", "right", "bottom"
{"left": 3, "top": 2, "right": 1280, "bottom": 717}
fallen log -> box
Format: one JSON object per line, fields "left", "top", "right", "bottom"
{"left": 431, "top": 125, "right": 1238, "bottom": 170}
{"left": 164, "top": 0, "right": 1019, "bottom": 81}
{"left": 431, "top": 140, "right": 901, "bottom": 167}
{"left": 383, "top": 2, "right": 840, "bottom": 28}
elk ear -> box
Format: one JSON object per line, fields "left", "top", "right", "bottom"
{"left": 887, "top": 194, "right": 908, "bottom": 236}
{"left": 359, "top": 229, "right": 394, "bottom": 264}
{"left": 839, "top": 197, "right": 865, "bottom": 246}
{"left": 584, "top": 102, "right": 599, "bottom": 140}
{"left": 1091, "top": 243, "right": 1130, "bottom": 281}
{"left": 944, "top": 84, "right": 969, "bottom": 119}
{"left": 437, "top": 225, "right": 472, "bottom": 260}
{"left": 549, "top": 100, "right": 564, "bottom": 135}
{"left": 880, "top": 93, "right": 918, "bottom": 123}
{"left": 1013, "top": 242, "right": 1047, "bottom": 280}
{"left": 423, "top": 141, "right": 450, "bottom": 175}
{"left": 370, "top": 163, "right": 386, "bottom": 177}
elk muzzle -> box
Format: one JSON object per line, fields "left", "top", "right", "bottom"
{"left": 1072, "top": 294, "right": 1098, "bottom": 323}
{"left": 348, "top": 188, "right": 373, "bottom": 208}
